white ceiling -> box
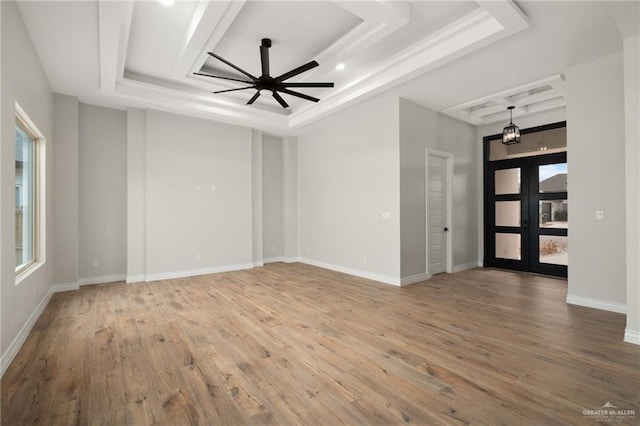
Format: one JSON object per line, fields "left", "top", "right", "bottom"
{"left": 15, "top": 0, "right": 637, "bottom": 135}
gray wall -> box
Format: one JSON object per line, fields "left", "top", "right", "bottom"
{"left": 297, "top": 93, "right": 401, "bottom": 282}
{"left": 262, "top": 135, "right": 283, "bottom": 261}
{"left": 623, "top": 34, "right": 640, "bottom": 341}
{"left": 78, "top": 104, "right": 127, "bottom": 281}
{"left": 1, "top": 0, "right": 54, "bottom": 357}
{"left": 282, "top": 136, "right": 298, "bottom": 261}
{"left": 52, "top": 94, "right": 79, "bottom": 286}
{"left": 144, "top": 110, "right": 253, "bottom": 277}
{"left": 127, "top": 108, "right": 146, "bottom": 281}
{"left": 251, "top": 129, "right": 263, "bottom": 266}
{"left": 566, "top": 52, "right": 626, "bottom": 307}
{"left": 399, "top": 98, "right": 478, "bottom": 278}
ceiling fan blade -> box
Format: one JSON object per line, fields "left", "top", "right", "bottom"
{"left": 275, "top": 60, "right": 319, "bottom": 82}
{"left": 194, "top": 72, "right": 253, "bottom": 84}
{"left": 278, "top": 88, "right": 320, "bottom": 103}
{"left": 280, "top": 82, "right": 334, "bottom": 88}
{"left": 272, "top": 91, "right": 289, "bottom": 108}
{"left": 260, "top": 46, "right": 270, "bottom": 77}
{"left": 208, "top": 52, "right": 257, "bottom": 80}
{"left": 247, "top": 91, "right": 261, "bottom": 105}
{"left": 213, "top": 86, "right": 255, "bottom": 94}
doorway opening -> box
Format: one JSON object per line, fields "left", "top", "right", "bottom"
{"left": 483, "top": 122, "right": 567, "bottom": 278}
{"left": 426, "top": 149, "right": 453, "bottom": 276}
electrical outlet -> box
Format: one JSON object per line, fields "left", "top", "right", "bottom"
{"left": 362, "top": 255, "right": 367, "bottom": 263}
{"left": 196, "top": 254, "right": 202, "bottom": 261}
{"left": 211, "top": 184, "right": 216, "bottom": 192}
{"left": 195, "top": 184, "right": 201, "bottom": 192}
{"left": 271, "top": 245, "right": 276, "bottom": 252}
{"left": 92, "top": 259, "right": 99, "bottom": 268}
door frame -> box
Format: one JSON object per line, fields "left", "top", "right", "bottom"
{"left": 425, "top": 148, "right": 454, "bottom": 276}
{"left": 482, "top": 121, "right": 567, "bottom": 277}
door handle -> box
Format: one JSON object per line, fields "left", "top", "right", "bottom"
{"left": 444, "top": 227, "right": 449, "bottom": 232}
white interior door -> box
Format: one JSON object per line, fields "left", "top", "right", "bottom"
{"left": 427, "top": 154, "right": 448, "bottom": 275}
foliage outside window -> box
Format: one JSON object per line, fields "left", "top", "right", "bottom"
{"left": 554, "top": 208, "right": 568, "bottom": 222}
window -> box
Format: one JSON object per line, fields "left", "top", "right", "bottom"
{"left": 15, "top": 103, "right": 45, "bottom": 279}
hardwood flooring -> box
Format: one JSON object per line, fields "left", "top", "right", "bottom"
{"left": 2, "top": 264, "right": 639, "bottom": 425}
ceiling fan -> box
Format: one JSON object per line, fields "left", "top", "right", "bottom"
{"left": 195, "top": 38, "right": 334, "bottom": 108}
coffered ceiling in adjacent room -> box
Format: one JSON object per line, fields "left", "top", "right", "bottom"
{"left": 14, "top": 0, "right": 635, "bottom": 134}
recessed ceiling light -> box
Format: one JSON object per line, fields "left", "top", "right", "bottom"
{"left": 158, "top": 0, "right": 174, "bottom": 6}
{"left": 335, "top": 63, "right": 345, "bottom": 71}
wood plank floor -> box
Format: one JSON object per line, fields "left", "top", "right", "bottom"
{"left": 2, "top": 264, "right": 639, "bottom": 425}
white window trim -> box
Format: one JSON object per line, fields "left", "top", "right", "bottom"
{"left": 15, "top": 102, "right": 46, "bottom": 285}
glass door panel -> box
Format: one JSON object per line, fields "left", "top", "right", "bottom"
{"left": 486, "top": 159, "right": 528, "bottom": 272}
{"left": 495, "top": 201, "right": 521, "bottom": 227}
{"left": 539, "top": 163, "right": 567, "bottom": 193}
{"left": 539, "top": 200, "right": 568, "bottom": 228}
{"left": 496, "top": 233, "right": 521, "bottom": 260}
{"left": 539, "top": 236, "right": 568, "bottom": 265}
{"left": 495, "top": 168, "right": 521, "bottom": 194}
{"left": 484, "top": 145, "right": 567, "bottom": 277}
{"left": 532, "top": 154, "right": 568, "bottom": 276}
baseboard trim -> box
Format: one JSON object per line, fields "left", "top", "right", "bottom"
{"left": 144, "top": 263, "right": 254, "bottom": 282}
{"left": 126, "top": 274, "right": 145, "bottom": 284}
{"left": 252, "top": 261, "right": 264, "bottom": 268}
{"left": 566, "top": 295, "right": 626, "bottom": 314}
{"left": 298, "top": 257, "right": 401, "bottom": 286}
{"left": 282, "top": 257, "right": 298, "bottom": 264}
{"left": 1, "top": 289, "right": 53, "bottom": 378}
{"left": 263, "top": 257, "right": 285, "bottom": 264}
{"left": 78, "top": 274, "right": 126, "bottom": 286}
{"left": 400, "top": 273, "right": 430, "bottom": 286}
{"left": 453, "top": 261, "right": 483, "bottom": 273}
{"left": 624, "top": 329, "right": 640, "bottom": 345}
{"left": 51, "top": 282, "right": 79, "bottom": 292}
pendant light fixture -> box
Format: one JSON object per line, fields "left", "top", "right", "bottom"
{"left": 502, "top": 106, "right": 521, "bottom": 145}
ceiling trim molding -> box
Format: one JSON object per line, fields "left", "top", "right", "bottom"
{"left": 182, "top": 0, "right": 411, "bottom": 90}
{"left": 290, "top": 1, "right": 530, "bottom": 129}
{"left": 312, "top": 1, "right": 410, "bottom": 66}
{"left": 441, "top": 74, "right": 567, "bottom": 125}
{"left": 173, "top": 0, "right": 246, "bottom": 80}
{"left": 98, "top": 0, "right": 531, "bottom": 133}
{"left": 98, "top": 0, "right": 133, "bottom": 92}
{"left": 117, "top": 77, "right": 290, "bottom": 134}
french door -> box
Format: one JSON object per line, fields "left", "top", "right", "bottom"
{"left": 485, "top": 152, "right": 567, "bottom": 277}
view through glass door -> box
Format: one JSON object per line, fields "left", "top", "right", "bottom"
{"left": 484, "top": 123, "right": 567, "bottom": 278}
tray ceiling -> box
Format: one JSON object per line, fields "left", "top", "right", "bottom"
{"left": 16, "top": 0, "right": 540, "bottom": 133}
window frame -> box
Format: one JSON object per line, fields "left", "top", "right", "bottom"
{"left": 15, "top": 103, "right": 46, "bottom": 283}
